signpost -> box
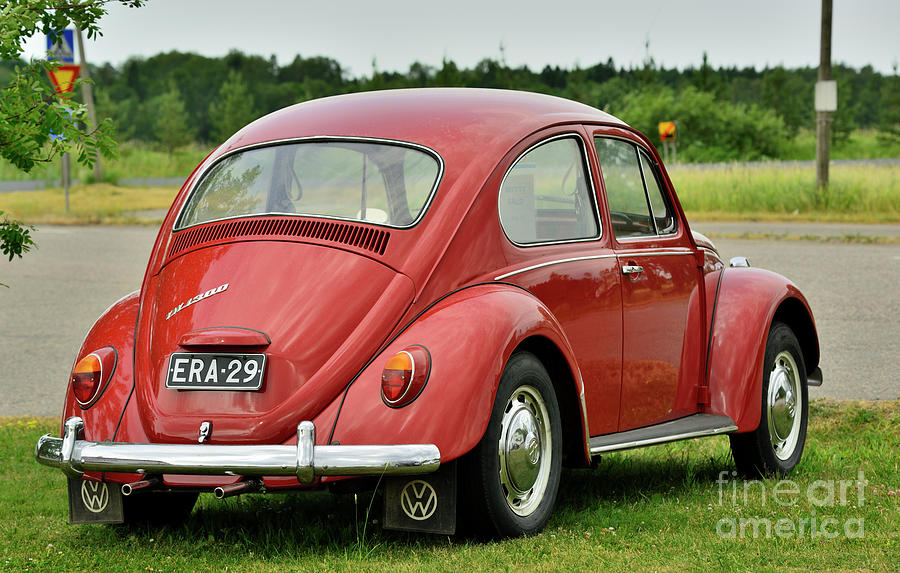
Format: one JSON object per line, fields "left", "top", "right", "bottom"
{"left": 816, "top": 0, "right": 834, "bottom": 192}
{"left": 46, "top": 29, "right": 80, "bottom": 212}
{"left": 658, "top": 121, "right": 677, "bottom": 163}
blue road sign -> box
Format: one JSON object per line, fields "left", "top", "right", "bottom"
{"left": 47, "top": 29, "right": 75, "bottom": 63}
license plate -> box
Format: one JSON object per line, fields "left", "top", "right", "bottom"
{"left": 166, "top": 353, "right": 266, "bottom": 390}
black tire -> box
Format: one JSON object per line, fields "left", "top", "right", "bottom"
{"left": 122, "top": 491, "right": 198, "bottom": 525}
{"left": 730, "top": 321, "right": 808, "bottom": 477}
{"left": 461, "top": 351, "right": 562, "bottom": 538}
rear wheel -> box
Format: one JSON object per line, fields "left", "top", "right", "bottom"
{"left": 461, "top": 351, "right": 562, "bottom": 537}
{"left": 730, "top": 322, "right": 808, "bottom": 477}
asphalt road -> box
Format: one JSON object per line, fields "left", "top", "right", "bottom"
{"left": 1, "top": 224, "right": 897, "bottom": 416}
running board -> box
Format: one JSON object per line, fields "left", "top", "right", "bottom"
{"left": 589, "top": 413, "right": 738, "bottom": 456}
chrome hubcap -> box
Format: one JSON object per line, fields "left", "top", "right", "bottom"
{"left": 498, "top": 385, "right": 551, "bottom": 516}
{"left": 767, "top": 351, "right": 802, "bottom": 460}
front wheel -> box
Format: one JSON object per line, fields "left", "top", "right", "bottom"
{"left": 730, "top": 321, "right": 809, "bottom": 477}
{"left": 461, "top": 351, "right": 562, "bottom": 537}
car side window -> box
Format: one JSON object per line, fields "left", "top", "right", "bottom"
{"left": 594, "top": 137, "right": 653, "bottom": 237}
{"left": 638, "top": 150, "right": 677, "bottom": 235}
{"left": 499, "top": 136, "right": 598, "bottom": 245}
{"left": 595, "top": 137, "right": 677, "bottom": 238}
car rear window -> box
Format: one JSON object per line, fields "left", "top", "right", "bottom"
{"left": 176, "top": 140, "right": 441, "bottom": 230}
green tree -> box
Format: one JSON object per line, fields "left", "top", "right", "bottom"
{"left": 0, "top": 0, "right": 143, "bottom": 171}
{"left": 830, "top": 72, "right": 857, "bottom": 145}
{"left": 761, "top": 66, "right": 810, "bottom": 135}
{"left": 153, "top": 81, "right": 194, "bottom": 153}
{"left": 692, "top": 51, "right": 724, "bottom": 97}
{"left": 209, "top": 70, "right": 257, "bottom": 143}
{"left": 878, "top": 64, "right": 900, "bottom": 144}
{"left": 616, "top": 86, "right": 787, "bottom": 162}
{"left": 434, "top": 57, "right": 462, "bottom": 86}
{"left": 0, "top": 0, "right": 143, "bottom": 280}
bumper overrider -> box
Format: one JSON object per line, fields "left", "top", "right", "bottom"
{"left": 35, "top": 417, "right": 441, "bottom": 483}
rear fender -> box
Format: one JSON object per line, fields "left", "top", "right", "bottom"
{"left": 60, "top": 291, "right": 139, "bottom": 444}
{"left": 329, "top": 283, "right": 589, "bottom": 464}
{"left": 706, "top": 268, "right": 819, "bottom": 432}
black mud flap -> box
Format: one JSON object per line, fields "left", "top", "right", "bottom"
{"left": 383, "top": 461, "right": 456, "bottom": 535}
{"left": 67, "top": 478, "right": 124, "bottom": 524}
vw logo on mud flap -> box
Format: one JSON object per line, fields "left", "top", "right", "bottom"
{"left": 400, "top": 480, "right": 437, "bottom": 521}
{"left": 81, "top": 481, "right": 109, "bottom": 513}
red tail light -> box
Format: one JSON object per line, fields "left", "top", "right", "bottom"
{"left": 381, "top": 346, "right": 431, "bottom": 407}
{"left": 71, "top": 347, "right": 117, "bottom": 407}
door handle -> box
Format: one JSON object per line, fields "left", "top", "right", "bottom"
{"left": 621, "top": 265, "right": 644, "bottom": 275}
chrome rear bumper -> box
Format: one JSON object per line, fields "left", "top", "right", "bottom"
{"left": 35, "top": 417, "right": 441, "bottom": 484}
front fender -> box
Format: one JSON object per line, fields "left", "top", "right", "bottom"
{"left": 60, "top": 291, "right": 139, "bottom": 443}
{"left": 706, "top": 268, "right": 818, "bottom": 432}
{"left": 328, "top": 282, "right": 588, "bottom": 463}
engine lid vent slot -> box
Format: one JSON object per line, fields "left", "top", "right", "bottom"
{"left": 169, "top": 217, "right": 391, "bottom": 258}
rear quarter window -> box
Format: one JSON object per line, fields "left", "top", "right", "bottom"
{"left": 498, "top": 136, "right": 599, "bottom": 245}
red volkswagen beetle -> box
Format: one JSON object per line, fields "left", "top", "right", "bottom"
{"left": 36, "top": 88, "right": 821, "bottom": 537}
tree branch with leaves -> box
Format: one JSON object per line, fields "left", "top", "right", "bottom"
{"left": 0, "top": 0, "right": 144, "bottom": 282}
{"left": 0, "top": 0, "right": 145, "bottom": 170}
{"left": 0, "top": 210, "right": 35, "bottom": 286}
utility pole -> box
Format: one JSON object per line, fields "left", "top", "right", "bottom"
{"left": 815, "top": 0, "right": 835, "bottom": 193}
{"left": 75, "top": 27, "right": 102, "bottom": 182}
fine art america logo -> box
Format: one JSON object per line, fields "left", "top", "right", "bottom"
{"left": 400, "top": 480, "right": 438, "bottom": 521}
{"left": 715, "top": 470, "right": 866, "bottom": 539}
{"left": 81, "top": 481, "right": 109, "bottom": 513}
{"left": 165, "top": 283, "right": 229, "bottom": 320}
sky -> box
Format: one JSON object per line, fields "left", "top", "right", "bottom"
{"left": 21, "top": 0, "right": 900, "bottom": 77}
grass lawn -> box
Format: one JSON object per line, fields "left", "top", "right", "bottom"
{"left": 782, "top": 129, "right": 900, "bottom": 161}
{"left": 669, "top": 163, "right": 900, "bottom": 224}
{"left": 2, "top": 400, "right": 897, "bottom": 571}
{"left": 0, "top": 183, "right": 179, "bottom": 225}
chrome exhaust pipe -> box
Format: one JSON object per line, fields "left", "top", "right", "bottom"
{"left": 121, "top": 477, "right": 160, "bottom": 496}
{"left": 214, "top": 479, "right": 262, "bottom": 499}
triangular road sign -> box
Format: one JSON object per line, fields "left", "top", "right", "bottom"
{"left": 47, "top": 65, "right": 81, "bottom": 94}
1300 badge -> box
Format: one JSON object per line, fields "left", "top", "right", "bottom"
{"left": 165, "top": 283, "right": 229, "bottom": 320}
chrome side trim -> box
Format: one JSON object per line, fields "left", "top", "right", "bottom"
{"left": 699, "top": 246, "right": 723, "bottom": 265}
{"left": 36, "top": 417, "right": 440, "bottom": 484}
{"left": 615, "top": 250, "right": 694, "bottom": 258}
{"left": 494, "top": 254, "right": 617, "bottom": 281}
{"left": 589, "top": 413, "right": 737, "bottom": 455}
